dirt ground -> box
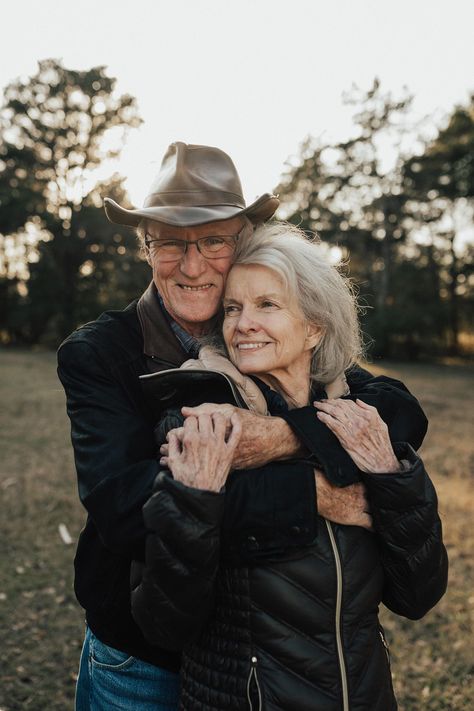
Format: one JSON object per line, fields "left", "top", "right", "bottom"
{"left": 0, "top": 351, "right": 472, "bottom": 710}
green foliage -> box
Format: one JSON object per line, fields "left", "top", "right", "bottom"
{"left": 0, "top": 59, "right": 146, "bottom": 345}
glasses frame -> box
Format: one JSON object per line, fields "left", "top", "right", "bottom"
{"left": 144, "top": 224, "right": 246, "bottom": 261}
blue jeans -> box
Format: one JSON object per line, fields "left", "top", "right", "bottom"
{"left": 75, "top": 627, "right": 180, "bottom": 710}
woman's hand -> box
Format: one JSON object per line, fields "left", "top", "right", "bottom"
{"left": 161, "top": 412, "right": 241, "bottom": 492}
{"left": 314, "top": 398, "right": 401, "bottom": 474}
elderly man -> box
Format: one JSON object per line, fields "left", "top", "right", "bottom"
{"left": 58, "top": 142, "right": 427, "bottom": 710}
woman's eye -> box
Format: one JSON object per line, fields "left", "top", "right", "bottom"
{"left": 224, "top": 305, "right": 239, "bottom": 314}
{"left": 261, "top": 301, "right": 276, "bottom": 308}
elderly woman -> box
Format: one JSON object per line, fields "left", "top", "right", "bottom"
{"left": 132, "top": 223, "right": 447, "bottom": 711}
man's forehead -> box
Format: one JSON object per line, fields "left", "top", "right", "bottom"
{"left": 145, "top": 216, "right": 245, "bottom": 238}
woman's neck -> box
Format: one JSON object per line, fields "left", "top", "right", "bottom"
{"left": 256, "top": 370, "right": 311, "bottom": 409}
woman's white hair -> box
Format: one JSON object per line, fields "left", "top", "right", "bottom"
{"left": 231, "top": 222, "right": 363, "bottom": 384}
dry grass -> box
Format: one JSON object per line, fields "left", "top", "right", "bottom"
{"left": 0, "top": 351, "right": 472, "bottom": 710}
{"left": 367, "top": 360, "right": 474, "bottom": 710}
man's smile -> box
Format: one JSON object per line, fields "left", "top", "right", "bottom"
{"left": 178, "top": 283, "right": 214, "bottom": 291}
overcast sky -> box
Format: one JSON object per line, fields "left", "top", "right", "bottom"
{"left": 2, "top": 0, "right": 473, "bottom": 206}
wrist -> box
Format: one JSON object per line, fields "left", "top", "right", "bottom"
{"left": 367, "top": 455, "right": 402, "bottom": 475}
{"left": 272, "top": 417, "right": 303, "bottom": 460}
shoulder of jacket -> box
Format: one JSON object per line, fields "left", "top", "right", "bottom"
{"left": 58, "top": 300, "right": 142, "bottom": 366}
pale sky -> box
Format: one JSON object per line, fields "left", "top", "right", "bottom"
{"left": 2, "top": 0, "right": 473, "bottom": 207}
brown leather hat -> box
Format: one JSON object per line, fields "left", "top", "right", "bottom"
{"left": 104, "top": 141, "right": 279, "bottom": 228}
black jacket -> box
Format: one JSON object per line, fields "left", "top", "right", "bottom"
{"left": 132, "top": 383, "right": 448, "bottom": 710}
{"left": 57, "top": 297, "right": 430, "bottom": 670}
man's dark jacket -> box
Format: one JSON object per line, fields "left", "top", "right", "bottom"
{"left": 57, "top": 290, "right": 429, "bottom": 670}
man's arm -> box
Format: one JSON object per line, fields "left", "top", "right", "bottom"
{"left": 57, "top": 338, "right": 158, "bottom": 558}
{"left": 230, "top": 366, "right": 428, "bottom": 484}
{"left": 179, "top": 366, "right": 427, "bottom": 527}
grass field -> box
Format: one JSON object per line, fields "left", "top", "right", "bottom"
{"left": 0, "top": 350, "right": 473, "bottom": 710}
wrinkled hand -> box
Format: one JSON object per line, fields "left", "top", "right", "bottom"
{"left": 161, "top": 412, "right": 241, "bottom": 492}
{"left": 314, "top": 398, "right": 401, "bottom": 474}
{"left": 172, "top": 404, "right": 304, "bottom": 469}
{"left": 315, "top": 469, "right": 372, "bottom": 530}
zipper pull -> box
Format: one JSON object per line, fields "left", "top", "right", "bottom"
{"left": 247, "top": 656, "right": 262, "bottom": 711}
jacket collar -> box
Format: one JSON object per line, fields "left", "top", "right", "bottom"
{"left": 137, "top": 281, "right": 188, "bottom": 366}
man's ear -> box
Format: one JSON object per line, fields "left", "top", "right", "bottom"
{"left": 145, "top": 246, "right": 152, "bottom": 267}
{"left": 305, "top": 323, "right": 324, "bottom": 351}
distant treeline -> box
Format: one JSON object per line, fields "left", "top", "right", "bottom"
{"left": 0, "top": 61, "right": 473, "bottom": 358}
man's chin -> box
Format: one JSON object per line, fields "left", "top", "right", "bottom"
{"left": 172, "top": 309, "right": 219, "bottom": 336}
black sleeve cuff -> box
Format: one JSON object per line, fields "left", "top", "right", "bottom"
{"left": 280, "top": 407, "right": 361, "bottom": 486}
{"left": 361, "top": 443, "right": 430, "bottom": 510}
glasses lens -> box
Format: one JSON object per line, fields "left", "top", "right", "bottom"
{"left": 199, "top": 236, "right": 235, "bottom": 258}
{"left": 147, "top": 239, "right": 185, "bottom": 261}
{"left": 146, "top": 235, "right": 236, "bottom": 261}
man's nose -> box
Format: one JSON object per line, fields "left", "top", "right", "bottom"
{"left": 179, "top": 243, "right": 207, "bottom": 278}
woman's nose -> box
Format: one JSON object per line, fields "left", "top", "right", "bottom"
{"left": 236, "top": 308, "right": 259, "bottom": 332}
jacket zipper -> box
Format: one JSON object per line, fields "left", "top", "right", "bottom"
{"left": 246, "top": 655, "right": 262, "bottom": 711}
{"left": 325, "top": 520, "right": 349, "bottom": 711}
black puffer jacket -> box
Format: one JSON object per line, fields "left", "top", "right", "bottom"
{"left": 132, "top": 406, "right": 448, "bottom": 709}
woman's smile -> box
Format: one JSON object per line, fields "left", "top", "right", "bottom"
{"left": 223, "top": 264, "right": 321, "bottom": 406}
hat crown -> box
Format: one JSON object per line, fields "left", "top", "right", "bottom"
{"left": 144, "top": 142, "right": 246, "bottom": 210}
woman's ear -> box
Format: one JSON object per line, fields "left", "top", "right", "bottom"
{"left": 305, "top": 323, "right": 324, "bottom": 351}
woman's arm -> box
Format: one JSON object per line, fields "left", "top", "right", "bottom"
{"left": 131, "top": 413, "right": 240, "bottom": 648}
{"left": 362, "top": 444, "right": 448, "bottom": 619}
{"left": 131, "top": 471, "right": 225, "bottom": 649}
{"left": 313, "top": 398, "right": 448, "bottom": 618}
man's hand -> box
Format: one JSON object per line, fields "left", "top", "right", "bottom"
{"left": 177, "top": 404, "right": 304, "bottom": 468}
{"left": 315, "top": 469, "right": 373, "bottom": 530}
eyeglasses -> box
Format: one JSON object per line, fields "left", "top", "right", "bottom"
{"left": 144, "top": 225, "right": 245, "bottom": 262}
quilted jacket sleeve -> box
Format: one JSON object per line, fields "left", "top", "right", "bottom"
{"left": 131, "top": 472, "right": 225, "bottom": 649}
{"left": 364, "top": 443, "right": 448, "bottom": 619}
{"left": 57, "top": 338, "right": 158, "bottom": 558}
{"left": 279, "top": 366, "right": 429, "bottom": 486}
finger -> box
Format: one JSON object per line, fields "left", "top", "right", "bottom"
{"left": 226, "top": 411, "right": 242, "bottom": 449}
{"left": 329, "top": 398, "right": 361, "bottom": 415}
{"left": 183, "top": 416, "right": 198, "bottom": 433}
{"left": 316, "top": 411, "right": 353, "bottom": 447}
{"left": 168, "top": 431, "right": 181, "bottom": 458}
{"left": 315, "top": 399, "right": 353, "bottom": 420}
{"left": 159, "top": 444, "right": 169, "bottom": 456}
{"left": 182, "top": 404, "right": 216, "bottom": 417}
{"left": 196, "top": 413, "right": 212, "bottom": 436}
{"left": 211, "top": 412, "right": 227, "bottom": 440}
{"left": 316, "top": 410, "right": 348, "bottom": 432}
{"left": 166, "top": 426, "right": 184, "bottom": 442}
{"left": 355, "top": 399, "right": 377, "bottom": 411}
{"left": 159, "top": 456, "right": 169, "bottom": 466}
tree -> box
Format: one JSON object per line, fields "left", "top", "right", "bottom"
{"left": 277, "top": 80, "right": 415, "bottom": 356}
{"left": 403, "top": 95, "right": 474, "bottom": 354}
{"left": 0, "top": 59, "right": 143, "bottom": 343}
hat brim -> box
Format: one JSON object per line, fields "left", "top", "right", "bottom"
{"left": 103, "top": 193, "right": 279, "bottom": 228}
